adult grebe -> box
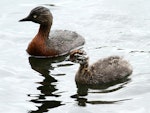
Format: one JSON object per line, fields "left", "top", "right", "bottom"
{"left": 19, "top": 6, "right": 85, "bottom": 57}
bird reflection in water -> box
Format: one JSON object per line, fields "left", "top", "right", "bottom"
{"left": 28, "top": 55, "right": 68, "bottom": 113}
{"left": 71, "top": 78, "right": 131, "bottom": 107}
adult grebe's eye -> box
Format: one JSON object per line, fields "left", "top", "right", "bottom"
{"left": 33, "top": 15, "right": 37, "bottom": 18}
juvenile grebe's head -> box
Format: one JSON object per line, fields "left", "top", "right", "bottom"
{"left": 69, "top": 50, "right": 89, "bottom": 65}
{"left": 19, "top": 6, "right": 53, "bottom": 25}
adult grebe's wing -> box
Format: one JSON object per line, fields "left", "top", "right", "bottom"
{"left": 48, "top": 30, "right": 85, "bottom": 55}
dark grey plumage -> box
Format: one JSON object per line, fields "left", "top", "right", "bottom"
{"left": 48, "top": 30, "right": 85, "bottom": 56}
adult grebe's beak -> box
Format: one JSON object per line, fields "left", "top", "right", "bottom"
{"left": 19, "top": 15, "right": 31, "bottom": 22}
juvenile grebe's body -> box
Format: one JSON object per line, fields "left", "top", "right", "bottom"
{"left": 19, "top": 6, "right": 85, "bottom": 57}
{"left": 69, "top": 50, "right": 133, "bottom": 85}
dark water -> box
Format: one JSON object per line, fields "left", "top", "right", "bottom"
{"left": 0, "top": 0, "right": 150, "bottom": 113}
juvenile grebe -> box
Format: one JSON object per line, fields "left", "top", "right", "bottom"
{"left": 19, "top": 6, "right": 85, "bottom": 57}
{"left": 69, "top": 50, "right": 132, "bottom": 85}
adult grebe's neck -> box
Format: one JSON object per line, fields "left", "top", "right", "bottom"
{"left": 37, "top": 24, "right": 52, "bottom": 39}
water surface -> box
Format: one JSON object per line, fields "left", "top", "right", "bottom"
{"left": 0, "top": 0, "right": 150, "bottom": 113}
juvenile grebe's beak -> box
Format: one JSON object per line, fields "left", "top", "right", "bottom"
{"left": 19, "top": 16, "right": 31, "bottom": 22}
{"left": 65, "top": 56, "right": 70, "bottom": 61}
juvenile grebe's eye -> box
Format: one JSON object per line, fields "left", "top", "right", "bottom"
{"left": 74, "top": 53, "right": 79, "bottom": 57}
{"left": 33, "top": 15, "right": 37, "bottom": 19}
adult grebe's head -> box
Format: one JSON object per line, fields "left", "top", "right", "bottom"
{"left": 69, "top": 50, "right": 89, "bottom": 65}
{"left": 19, "top": 6, "right": 53, "bottom": 25}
